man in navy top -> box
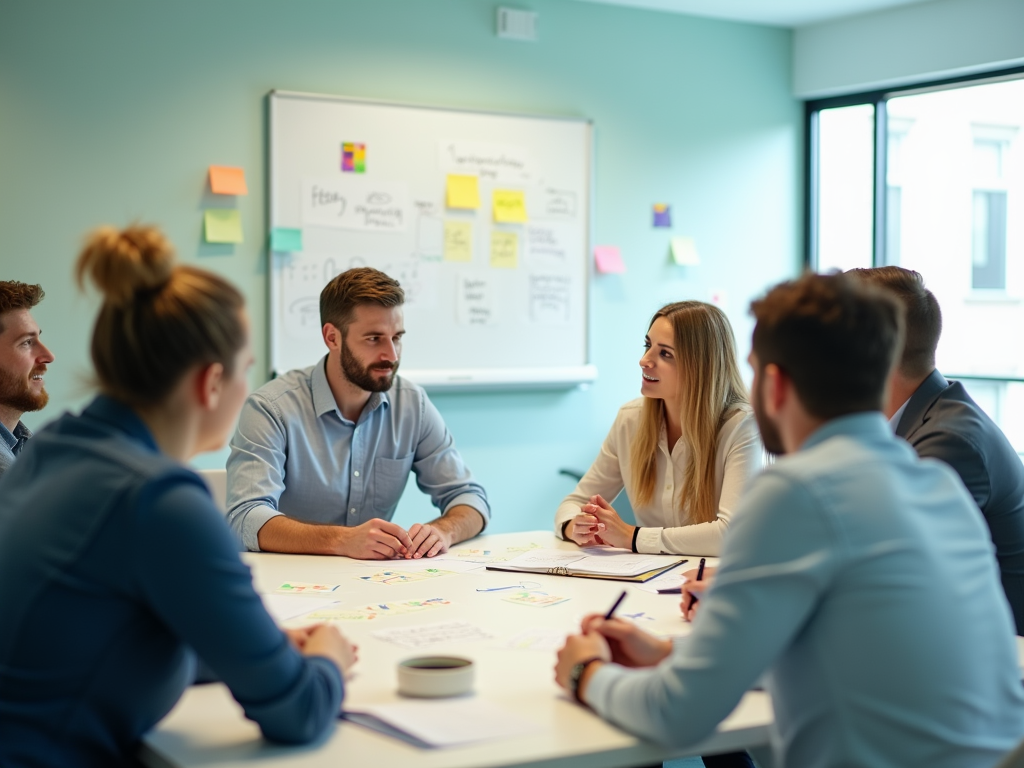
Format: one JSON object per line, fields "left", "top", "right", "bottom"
{"left": 853, "top": 266, "right": 1024, "bottom": 634}
{"left": 227, "top": 267, "right": 488, "bottom": 560}
{"left": 0, "top": 281, "right": 54, "bottom": 478}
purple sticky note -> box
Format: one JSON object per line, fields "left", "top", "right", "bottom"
{"left": 653, "top": 204, "right": 672, "bottom": 228}
{"left": 594, "top": 245, "right": 626, "bottom": 274}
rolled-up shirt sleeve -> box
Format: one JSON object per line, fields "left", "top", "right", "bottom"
{"left": 411, "top": 391, "right": 490, "bottom": 525}
{"left": 226, "top": 394, "right": 288, "bottom": 552}
{"left": 135, "top": 477, "right": 344, "bottom": 744}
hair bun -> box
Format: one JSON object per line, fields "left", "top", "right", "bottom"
{"left": 76, "top": 225, "right": 176, "bottom": 306}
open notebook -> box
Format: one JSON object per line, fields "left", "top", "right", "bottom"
{"left": 485, "top": 547, "right": 687, "bottom": 583}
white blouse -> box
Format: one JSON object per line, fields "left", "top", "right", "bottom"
{"left": 554, "top": 399, "right": 764, "bottom": 556}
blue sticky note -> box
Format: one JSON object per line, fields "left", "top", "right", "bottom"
{"left": 270, "top": 227, "right": 302, "bottom": 252}
{"left": 653, "top": 204, "right": 672, "bottom": 228}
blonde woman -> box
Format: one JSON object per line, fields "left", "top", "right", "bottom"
{"left": 555, "top": 302, "right": 762, "bottom": 556}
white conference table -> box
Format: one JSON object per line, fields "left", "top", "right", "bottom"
{"left": 140, "top": 530, "right": 776, "bottom": 768}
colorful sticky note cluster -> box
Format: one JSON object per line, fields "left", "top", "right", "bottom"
{"left": 653, "top": 203, "right": 671, "bottom": 228}
{"left": 493, "top": 190, "right": 528, "bottom": 223}
{"left": 670, "top": 236, "right": 700, "bottom": 266}
{"left": 342, "top": 142, "right": 366, "bottom": 173}
{"left": 444, "top": 220, "right": 474, "bottom": 262}
{"left": 490, "top": 231, "right": 519, "bottom": 269}
{"left": 270, "top": 227, "right": 302, "bottom": 253}
{"left": 594, "top": 245, "right": 625, "bottom": 274}
{"left": 209, "top": 165, "right": 248, "bottom": 195}
{"left": 446, "top": 174, "right": 480, "bottom": 210}
{"left": 204, "top": 209, "right": 243, "bottom": 244}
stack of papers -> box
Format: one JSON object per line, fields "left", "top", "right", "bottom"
{"left": 344, "top": 699, "right": 541, "bottom": 748}
{"left": 486, "top": 548, "right": 686, "bottom": 582}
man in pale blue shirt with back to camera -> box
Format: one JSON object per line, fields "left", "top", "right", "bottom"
{"left": 227, "top": 267, "right": 488, "bottom": 560}
{"left": 555, "top": 272, "right": 1024, "bottom": 768}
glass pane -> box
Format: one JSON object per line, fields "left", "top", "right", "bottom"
{"left": 960, "top": 379, "right": 1024, "bottom": 458}
{"left": 886, "top": 77, "right": 1024, "bottom": 379}
{"left": 816, "top": 103, "right": 875, "bottom": 272}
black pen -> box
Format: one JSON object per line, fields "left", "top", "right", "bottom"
{"left": 687, "top": 557, "right": 707, "bottom": 606}
{"left": 604, "top": 590, "right": 627, "bottom": 620}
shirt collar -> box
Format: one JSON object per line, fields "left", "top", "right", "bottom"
{"left": 311, "top": 355, "right": 391, "bottom": 422}
{"left": 83, "top": 395, "right": 161, "bottom": 453}
{"left": 0, "top": 420, "right": 20, "bottom": 450}
{"left": 801, "top": 411, "right": 893, "bottom": 453}
{"left": 888, "top": 399, "right": 911, "bottom": 432}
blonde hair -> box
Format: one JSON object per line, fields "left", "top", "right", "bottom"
{"left": 76, "top": 224, "right": 246, "bottom": 407}
{"left": 629, "top": 302, "right": 748, "bottom": 524}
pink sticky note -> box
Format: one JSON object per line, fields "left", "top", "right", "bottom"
{"left": 594, "top": 245, "right": 625, "bottom": 274}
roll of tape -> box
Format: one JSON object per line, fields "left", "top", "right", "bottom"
{"left": 397, "top": 656, "right": 474, "bottom": 698}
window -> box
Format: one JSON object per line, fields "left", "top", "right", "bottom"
{"left": 807, "top": 71, "right": 1024, "bottom": 455}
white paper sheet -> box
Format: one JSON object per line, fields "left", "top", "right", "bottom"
{"left": 372, "top": 620, "right": 494, "bottom": 649}
{"left": 259, "top": 595, "right": 343, "bottom": 624}
{"left": 349, "top": 699, "right": 541, "bottom": 747}
{"left": 499, "top": 627, "right": 567, "bottom": 651}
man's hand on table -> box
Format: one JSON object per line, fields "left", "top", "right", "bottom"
{"left": 300, "top": 624, "right": 359, "bottom": 680}
{"left": 554, "top": 631, "right": 611, "bottom": 699}
{"left": 335, "top": 518, "right": 413, "bottom": 559}
{"left": 680, "top": 565, "right": 716, "bottom": 621}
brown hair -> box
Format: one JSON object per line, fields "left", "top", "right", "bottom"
{"left": 750, "top": 272, "right": 904, "bottom": 419}
{"left": 847, "top": 267, "right": 941, "bottom": 380}
{"left": 320, "top": 267, "right": 404, "bottom": 334}
{"left": 629, "top": 302, "right": 749, "bottom": 524}
{"left": 0, "top": 281, "right": 45, "bottom": 335}
{"left": 75, "top": 225, "right": 246, "bottom": 407}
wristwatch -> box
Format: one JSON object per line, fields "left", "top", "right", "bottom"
{"left": 569, "top": 657, "right": 603, "bottom": 704}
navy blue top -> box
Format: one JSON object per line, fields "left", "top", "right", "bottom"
{"left": 0, "top": 396, "right": 344, "bottom": 768}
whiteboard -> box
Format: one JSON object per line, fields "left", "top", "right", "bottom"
{"left": 268, "top": 91, "right": 595, "bottom": 391}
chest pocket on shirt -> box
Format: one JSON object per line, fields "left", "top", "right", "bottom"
{"left": 372, "top": 454, "right": 415, "bottom": 517}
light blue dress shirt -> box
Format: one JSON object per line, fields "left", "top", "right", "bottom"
{"left": 227, "top": 356, "right": 489, "bottom": 551}
{"left": 0, "top": 420, "right": 31, "bottom": 479}
{"left": 586, "top": 412, "right": 1024, "bottom": 768}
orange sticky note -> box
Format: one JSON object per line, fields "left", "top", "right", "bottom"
{"left": 209, "top": 166, "right": 248, "bottom": 195}
{"left": 594, "top": 245, "right": 625, "bottom": 274}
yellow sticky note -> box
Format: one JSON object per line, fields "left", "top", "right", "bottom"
{"left": 444, "top": 220, "right": 474, "bottom": 262}
{"left": 670, "top": 236, "right": 700, "bottom": 266}
{"left": 490, "top": 230, "right": 518, "bottom": 269}
{"left": 492, "top": 190, "right": 528, "bottom": 223}
{"left": 446, "top": 174, "right": 480, "bottom": 210}
{"left": 204, "top": 209, "right": 243, "bottom": 244}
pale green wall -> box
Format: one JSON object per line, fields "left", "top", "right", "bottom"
{"left": 0, "top": 0, "right": 800, "bottom": 533}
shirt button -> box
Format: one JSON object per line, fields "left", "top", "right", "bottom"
{"left": 354, "top": 470, "right": 360, "bottom": 477}
{"left": 350, "top": 508, "right": 356, "bottom": 513}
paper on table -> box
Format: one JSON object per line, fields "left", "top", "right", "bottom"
{"left": 355, "top": 558, "right": 482, "bottom": 573}
{"left": 276, "top": 581, "right": 343, "bottom": 594}
{"left": 446, "top": 174, "right": 480, "bottom": 209}
{"left": 208, "top": 165, "right": 248, "bottom": 195}
{"left": 356, "top": 568, "right": 458, "bottom": 585}
{"left": 502, "top": 591, "right": 570, "bottom": 608}
{"left": 346, "top": 698, "right": 541, "bottom": 748}
{"left": 594, "top": 245, "right": 625, "bottom": 274}
{"left": 204, "top": 209, "right": 243, "bottom": 243}
{"left": 372, "top": 620, "right": 494, "bottom": 649}
{"left": 500, "top": 627, "right": 567, "bottom": 651}
{"left": 260, "top": 595, "right": 342, "bottom": 624}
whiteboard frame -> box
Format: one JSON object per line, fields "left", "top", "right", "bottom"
{"left": 267, "top": 89, "right": 595, "bottom": 391}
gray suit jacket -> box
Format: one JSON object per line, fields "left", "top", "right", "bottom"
{"left": 897, "top": 369, "right": 1024, "bottom": 634}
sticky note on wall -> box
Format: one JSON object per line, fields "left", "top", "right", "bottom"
{"left": 670, "top": 237, "right": 700, "bottom": 266}
{"left": 205, "top": 209, "right": 243, "bottom": 243}
{"left": 209, "top": 166, "right": 248, "bottom": 195}
{"left": 270, "top": 227, "right": 302, "bottom": 252}
{"left": 492, "top": 190, "right": 528, "bottom": 223}
{"left": 444, "top": 220, "right": 474, "bottom": 262}
{"left": 446, "top": 175, "right": 480, "bottom": 210}
{"left": 490, "top": 231, "right": 519, "bottom": 269}
{"left": 653, "top": 203, "right": 672, "bottom": 228}
{"left": 594, "top": 245, "right": 625, "bottom": 274}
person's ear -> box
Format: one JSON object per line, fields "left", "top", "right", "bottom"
{"left": 322, "top": 323, "right": 343, "bottom": 353}
{"left": 763, "top": 363, "right": 787, "bottom": 417}
{"left": 196, "top": 362, "right": 225, "bottom": 411}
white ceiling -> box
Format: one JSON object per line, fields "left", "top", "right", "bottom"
{"left": 572, "top": 0, "right": 935, "bottom": 28}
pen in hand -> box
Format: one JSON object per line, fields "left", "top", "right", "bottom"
{"left": 604, "top": 590, "right": 627, "bottom": 620}
{"left": 689, "top": 557, "right": 706, "bottom": 606}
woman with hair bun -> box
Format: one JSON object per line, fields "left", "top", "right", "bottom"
{"left": 0, "top": 225, "right": 356, "bottom": 767}
{"left": 556, "top": 301, "right": 763, "bottom": 556}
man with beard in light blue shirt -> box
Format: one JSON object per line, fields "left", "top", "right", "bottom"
{"left": 555, "top": 272, "right": 1024, "bottom": 768}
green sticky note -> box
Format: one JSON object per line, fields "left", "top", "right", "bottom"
{"left": 270, "top": 227, "right": 302, "bottom": 252}
{"left": 204, "top": 209, "right": 243, "bottom": 244}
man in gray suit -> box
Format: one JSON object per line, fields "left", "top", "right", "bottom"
{"left": 0, "top": 281, "right": 54, "bottom": 479}
{"left": 853, "top": 266, "right": 1024, "bottom": 634}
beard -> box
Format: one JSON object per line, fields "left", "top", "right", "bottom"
{"left": 340, "top": 339, "right": 398, "bottom": 393}
{"left": 753, "top": 369, "right": 785, "bottom": 457}
{"left": 0, "top": 365, "right": 49, "bottom": 415}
